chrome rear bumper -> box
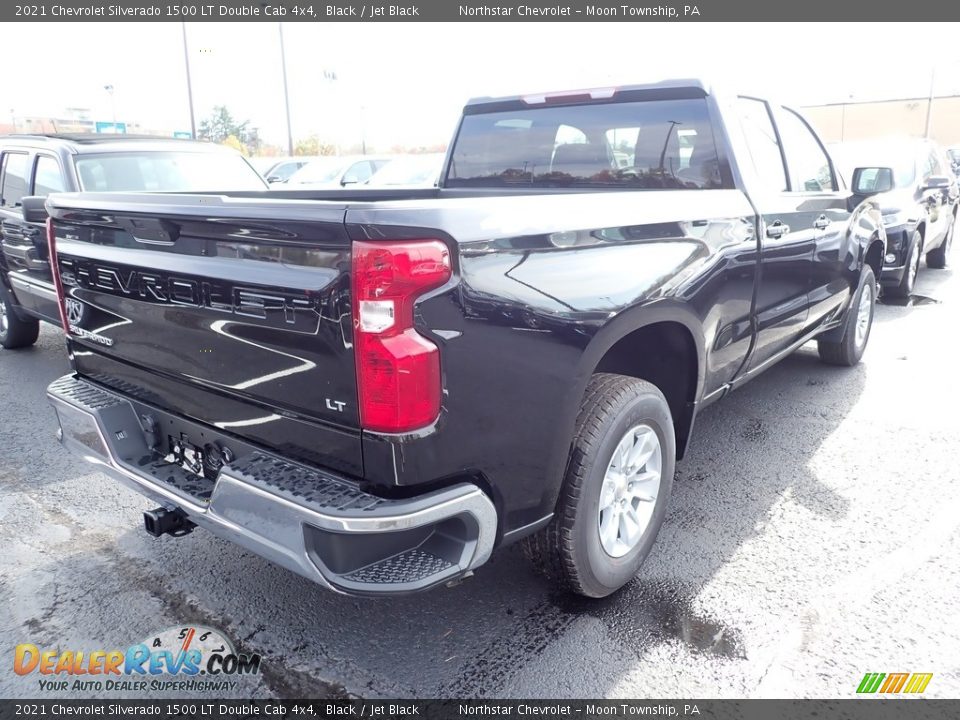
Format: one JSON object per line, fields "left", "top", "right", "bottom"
{"left": 47, "top": 375, "right": 497, "bottom": 595}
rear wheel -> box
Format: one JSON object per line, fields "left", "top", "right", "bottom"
{"left": 926, "top": 215, "right": 954, "bottom": 269}
{"left": 886, "top": 231, "right": 921, "bottom": 298}
{"left": 817, "top": 266, "right": 875, "bottom": 367}
{"left": 0, "top": 284, "right": 40, "bottom": 350}
{"left": 522, "top": 373, "right": 675, "bottom": 598}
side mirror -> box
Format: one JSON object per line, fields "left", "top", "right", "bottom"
{"left": 266, "top": 175, "right": 282, "bottom": 183}
{"left": 851, "top": 167, "right": 894, "bottom": 195}
{"left": 922, "top": 175, "right": 951, "bottom": 191}
{"left": 340, "top": 179, "right": 358, "bottom": 186}
{"left": 20, "top": 196, "right": 49, "bottom": 224}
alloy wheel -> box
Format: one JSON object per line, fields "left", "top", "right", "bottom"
{"left": 855, "top": 279, "right": 874, "bottom": 349}
{"left": 908, "top": 242, "right": 920, "bottom": 291}
{"left": 598, "top": 424, "right": 662, "bottom": 558}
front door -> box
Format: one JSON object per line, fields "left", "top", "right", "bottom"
{"left": 772, "top": 105, "right": 853, "bottom": 331}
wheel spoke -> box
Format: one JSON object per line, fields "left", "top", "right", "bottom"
{"left": 620, "top": 507, "right": 642, "bottom": 548}
{"left": 615, "top": 436, "right": 631, "bottom": 471}
{"left": 599, "top": 481, "right": 617, "bottom": 512}
{"left": 628, "top": 475, "right": 658, "bottom": 502}
{"left": 600, "top": 509, "right": 619, "bottom": 550}
{"left": 626, "top": 430, "right": 656, "bottom": 470}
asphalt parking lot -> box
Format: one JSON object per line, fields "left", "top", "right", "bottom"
{"left": 2, "top": 267, "right": 959, "bottom": 700}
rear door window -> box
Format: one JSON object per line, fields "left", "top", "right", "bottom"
{"left": 33, "top": 155, "right": 67, "bottom": 196}
{"left": 736, "top": 98, "right": 787, "bottom": 193}
{"left": 1, "top": 152, "right": 30, "bottom": 208}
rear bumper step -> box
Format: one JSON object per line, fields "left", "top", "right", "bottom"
{"left": 47, "top": 375, "right": 497, "bottom": 595}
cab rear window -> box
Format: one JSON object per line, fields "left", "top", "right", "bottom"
{"left": 446, "top": 98, "right": 729, "bottom": 190}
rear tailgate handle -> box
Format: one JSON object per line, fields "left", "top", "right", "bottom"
{"left": 116, "top": 217, "right": 180, "bottom": 245}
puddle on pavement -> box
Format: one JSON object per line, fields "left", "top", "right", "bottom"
{"left": 879, "top": 294, "right": 941, "bottom": 307}
{"left": 551, "top": 580, "right": 746, "bottom": 659}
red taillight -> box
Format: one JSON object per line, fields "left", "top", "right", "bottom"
{"left": 352, "top": 240, "right": 451, "bottom": 433}
{"left": 47, "top": 217, "right": 70, "bottom": 333}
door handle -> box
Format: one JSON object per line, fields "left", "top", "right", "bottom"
{"left": 813, "top": 214, "right": 830, "bottom": 230}
{"left": 766, "top": 220, "right": 790, "bottom": 239}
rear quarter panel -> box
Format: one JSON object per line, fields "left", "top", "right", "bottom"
{"left": 346, "top": 189, "right": 756, "bottom": 536}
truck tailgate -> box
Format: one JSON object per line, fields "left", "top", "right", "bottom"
{"left": 47, "top": 194, "right": 362, "bottom": 475}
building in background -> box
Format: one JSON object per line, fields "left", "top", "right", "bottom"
{"left": 2, "top": 107, "right": 166, "bottom": 136}
{"left": 804, "top": 95, "right": 960, "bottom": 145}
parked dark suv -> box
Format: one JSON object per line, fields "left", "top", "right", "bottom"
{"left": 833, "top": 139, "right": 957, "bottom": 297}
{"left": 0, "top": 134, "right": 267, "bottom": 348}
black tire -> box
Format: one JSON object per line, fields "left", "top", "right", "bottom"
{"left": 522, "top": 373, "right": 675, "bottom": 598}
{"left": 817, "top": 265, "right": 875, "bottom": 367}
{"left": 926, "top": 214, "right": 954, "bottom": 269}
{"left": 885, "top": 231, "right": 921, "bottom": 298}
{"left": 0, "top": 283, "right": 40, "bottom": 350}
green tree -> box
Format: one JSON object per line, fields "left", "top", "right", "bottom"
{"left": 294, "top": 135, "right": 337, "bottom": 157}
{"left": 198, "top": 106, "right": 261, "bottom": 155}
{"left": 198, "top": 106, "right": 244, "bottom": 144}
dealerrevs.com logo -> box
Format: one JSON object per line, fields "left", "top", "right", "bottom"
{"left": 14, "top": 625, "right": 261, "bottom": 693}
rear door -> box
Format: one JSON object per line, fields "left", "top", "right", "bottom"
{"left": 0, "top": 150, "right": 33, "bottom": 280}
{"left": 734, "top": 97, "right": 814, "bottom": 372}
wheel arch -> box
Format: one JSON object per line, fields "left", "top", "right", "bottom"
{"left": 864, "top": 234, "right": 884, "bottom": 280}
{"left": 573, "top": 303, "right": 706, "bottom": 461}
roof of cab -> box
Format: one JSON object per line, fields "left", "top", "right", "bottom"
{"left": 464, "top": 78, "right": 713, "bottom": 111}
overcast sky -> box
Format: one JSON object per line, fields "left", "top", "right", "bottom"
{"left": 7, "top": 22, "right": 960, "bottom": 151}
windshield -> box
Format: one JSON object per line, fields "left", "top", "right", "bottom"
{"left": 446, "top": 97, "right": 728, "bottom": 190}
{"left": 368, "top": 155, "right": 443, "bottom": 186}
{"left": 75, "top": 151, "right": 266, "bottom": 192}
{"left": 831, "top": 144, "right": 917, "bottom": 189}
{"left": 288, "top": 159, "right": 344, "bottom": 184}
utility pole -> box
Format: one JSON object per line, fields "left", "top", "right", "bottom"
{"left": 181, "top": 22, "right": 197, "bottom": 139}
{"left": 924, "top": 65, "right": 935, "bottom": 139}
{"left": 104, "top": 84, "right": 117, "bottom": 130}
{"left": 279, "top": 23, "right": 294, "bottom": 156}
{"left": 360, "top": 105, "right": 367, "bottom": 155}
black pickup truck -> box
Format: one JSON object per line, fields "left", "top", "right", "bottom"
{"left": 0, "top": 134, "right": 266, "bottom": 349}
{"left": 44, "top": 80, "right": 887, "bottom": 598}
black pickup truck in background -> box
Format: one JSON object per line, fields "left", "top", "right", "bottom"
{"left": 0, "top": 135, "right": 267, "bottom": 349}
{"left": 44, "top": 80, "right": 887, "bottom": 598}
{"left": 831, "top": 138, "right": 957, "bottom": 298}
